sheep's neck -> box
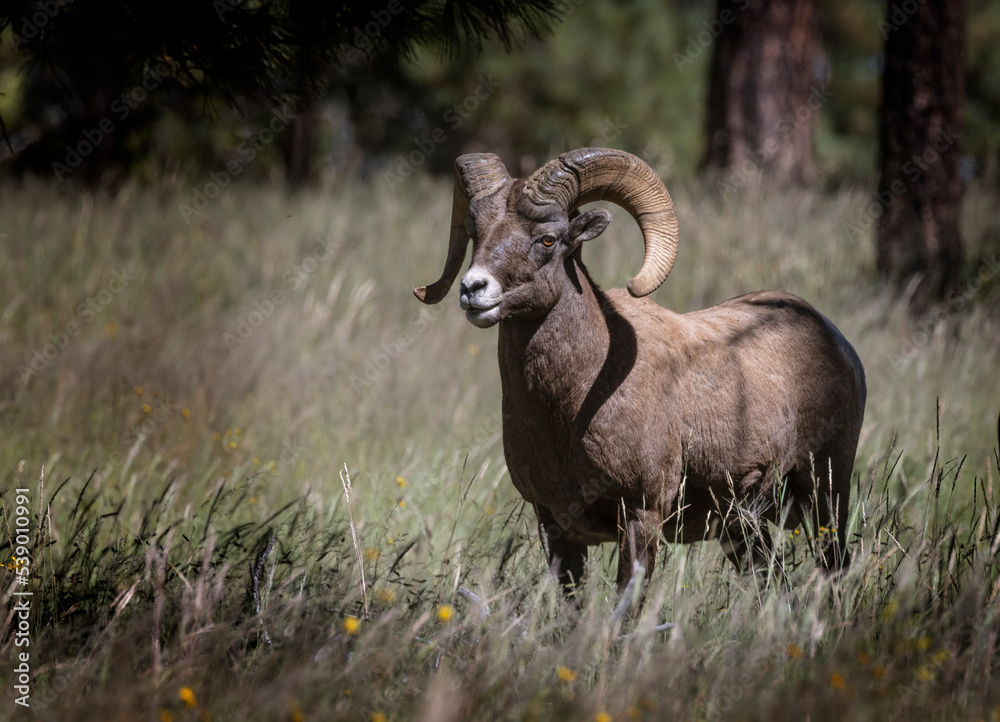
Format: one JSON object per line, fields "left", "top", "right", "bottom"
{"left": 498, "top": 258, "right": 612, "bottom": 425}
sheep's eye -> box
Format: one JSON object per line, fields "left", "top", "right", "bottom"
{"left": 537, "top": 235, "right": 556, "bottom": 247}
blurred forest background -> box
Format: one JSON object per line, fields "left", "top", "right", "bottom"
{"left": 3, "top": 0, "right": 998, "bottom": 303}
{"left": 1, "top": 0, "right": 996, "bottom": 192}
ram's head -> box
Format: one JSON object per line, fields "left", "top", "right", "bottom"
{"left": 413, "top": 148, "right": 681, "bottom": 327}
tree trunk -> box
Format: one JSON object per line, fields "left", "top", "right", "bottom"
{"left": 702, "top": 0, "right": 823, "bottom": 186}
{"left": 876, "top": 0, "right": 965, "bottom": 302}
{"left": 281, "top": 103, "right": 319, "bottom": 187}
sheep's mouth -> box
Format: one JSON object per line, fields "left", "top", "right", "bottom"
{"left": 465, "top": 303, "right": 502, "bottom": 328}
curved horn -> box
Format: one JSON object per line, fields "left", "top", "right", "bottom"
{"left": 414, "top": 153, "right": 510, "bottom": 304}
{"left": 523, "top": 148, "right": 679, "bottom": 297}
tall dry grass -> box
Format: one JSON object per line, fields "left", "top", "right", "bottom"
{"left": 0, "top": 173, "right": 998, "bottom": 720}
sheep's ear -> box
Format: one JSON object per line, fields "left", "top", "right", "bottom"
{"left": 566, "top": 208, "right": 611, "bottom": 251}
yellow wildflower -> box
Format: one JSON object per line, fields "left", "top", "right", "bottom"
{"left": 916, "top": 666, "right": 934, "bottom": 682}
{"left": 397, "top": 499, "right": 406, "bottom": 509}
{"left": 134, "top": 386, "right": 143, "bottom": 396}
{"left": 873, "top": 665, "right": 886, "bottom": 679}
{"left": 915, "top": 636, "right": 932, "bottom": 652}
{"left": 344, "top": 616, "right": 361, "bottom": 635}
{"left": 365, "top": 547, "right": 380, "bottom": 561}
{"left": 142, "top": 404, "right": 152, "bottom": 413}
{"left": 253, "top": 457, "right": 260, "bottom": 466}
{"left": 830, "top": 672, "right": 845, "bottom": 690}
{"left": 159, "top": 710, "right": 173, "bottom": 722}
{"left": 372, "top": 714, "right": 388, "bottom": 722}
{"left": 396, "top": 476, "right": 406, "bottom": 489}
{"left": 557, "top": 666, "right": 577, "bottom": 682}
{"left": 182, "top": 408, "right": 190, "bottom": 420}
{"left": 627, "top": 706, "right": 640, "bottom": 720}
{"left": 786, "top": 644, "right": 803, "bottom": 660}
{"left": 437, "top": 604, "right": 454, "bottom": 622}
{"left": 595, "top": 713, "right": 611, "bottom": 722}
{"left": 103, "top": 321, "right": 117, "bottom": 337}
{"left": 931, "top": 649, "right": 949, "bottom": 665}
{"left": 179, "top": 686, "right": 197, "bottom": 709}
{"left": 229, "top": 441, "right": 237, "bottom": 449}
{"left": 291, "top": 710, "right": 304, "bottom": 722}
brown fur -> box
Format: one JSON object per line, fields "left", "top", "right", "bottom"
{"left": 462, "top": 181, "right": 866, "bottom": 591}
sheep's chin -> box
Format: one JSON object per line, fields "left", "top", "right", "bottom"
{"left": 466, "top": 305, "right": 501, "bottom": 328}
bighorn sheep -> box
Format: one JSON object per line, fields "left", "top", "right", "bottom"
{"left": 415, "top": 148, "right": 866, "bottom": 592}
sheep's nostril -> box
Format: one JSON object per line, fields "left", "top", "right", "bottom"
{"left": 463, "top": 277, "right": 487, "bottom": 296}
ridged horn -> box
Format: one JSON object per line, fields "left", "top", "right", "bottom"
{"left": 414, "top": 153, "right": 511, "bottom": 304}
{"left": 523, "top": 148, "right": 679, "bottom": 297}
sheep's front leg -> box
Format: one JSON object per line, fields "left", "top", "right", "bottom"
{"left": 536, "top": 505, "right": 588, "bottom": 596}
{"left": 617, "top": 507, "right": 661, "bottom": 593}
{"left": 720, "top": 522, "right": 774, "bottom": 582}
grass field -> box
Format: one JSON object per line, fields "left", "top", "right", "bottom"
{"left": 1, "top": 173, "right": 999, "bottom": 721}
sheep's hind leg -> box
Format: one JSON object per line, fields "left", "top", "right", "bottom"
{"left": 617, "top": 507, "right": 661, "bottom": 593}
{"left": 716, "top": 470, "right": 777, "bottom": 584}
{"left": 720, "top": 522, "right": 774, "bottom": 585}
{"left": 536, "top": 506, "right": 588, "bottom": 597}
{"left": 801, "top": 448, "right": 853, "bottom": 573}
